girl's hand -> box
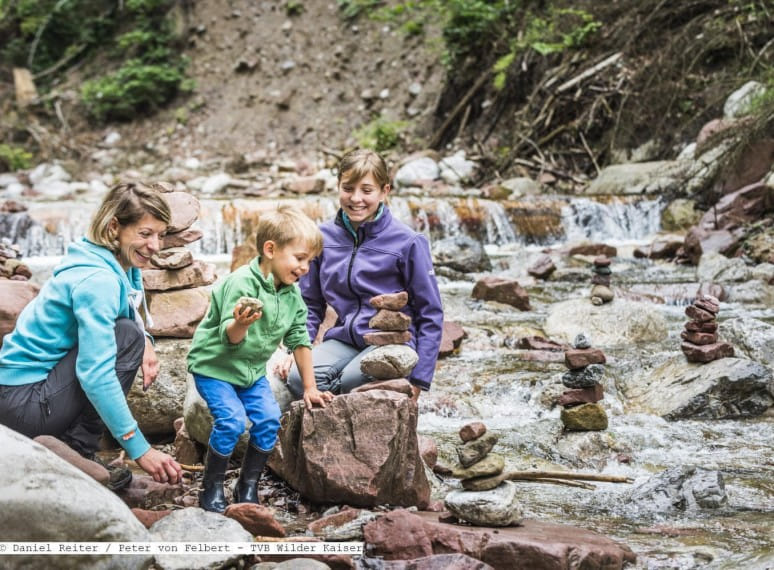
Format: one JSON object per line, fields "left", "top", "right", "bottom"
{"left": 233, "top": 303, "right": 262, "bottom": 325}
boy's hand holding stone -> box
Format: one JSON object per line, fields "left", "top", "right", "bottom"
{"left": 234, "top": 296, "right": 263, "bottom": 325}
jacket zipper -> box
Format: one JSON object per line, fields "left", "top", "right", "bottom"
{"left": 347, "top": 231, "right": 363, "bottom": 346}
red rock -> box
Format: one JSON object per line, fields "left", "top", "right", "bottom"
{"left": 680, "top": 330, "right": 718, "bottom": 345}
{"left": 364, "top": 331, "right": 412, "bottom": 346}
{"left": 459, "top": 422, "right": 487, "bottom": 442}
{"left": 527, "top": 254, "right": 556, "bottom": 279}
{"left": 370, "top": 291, "right": 409, "bottom": 310}
{"left": 369, "top": 309, "right": 411, "bottom": 331}
{"left": 131, "top": 508, "right": 171, "bottom": 529}
{"left": 439, "top": 321, "right": 466, "bottom": 357}
{"left": 557, "top": 384, "right": 604, "bottom": 406}
{"left": 685, "top": 320, "right": 718, "bottom": 333}
{"left": 363, "top": 510, "right": 636, "bottom": 569}
{"left": 564, "top": 348, "right": 607, "bottom": 369}
{"left": 308, "top": 507, "right": 362, "bottom": 536}
{"left": 352, "top": 378, "right": 413, "bottom": 396}
{"left": 681, "top": 341, "right": 734, "bottom": 363}
{"left": 224, "top": 503, "right": 286, "bottom": 537}
{"left": 567, "top": 243, "right": 617, "bottom": 257}
{"left": 685, "top": 305, "right": 715, "bottom": 322}
{"left": 516, "top": 336, "right": 566, "bottom": 351}
{"left": 471, "top": 276, "right": 531, "bottom": 311}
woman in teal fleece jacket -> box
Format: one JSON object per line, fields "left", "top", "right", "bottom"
{"left": 0, "top": 182, "right": 181, "bottom": 486}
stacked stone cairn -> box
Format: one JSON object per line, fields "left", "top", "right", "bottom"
{"left": 590, "top": 255, "right": 614, "bottom": 305}
{"left": 443, "top": 422, "right": 524, "bottom": 527}
{"left": 358, "top": 291, "right": 419, "bottom": 390}
{"left": 680, "top": 294, "right": 734, "bottom": 363}
{"left": 0, "top": 239, "right": 31, "bottom": 282}
{"left": 559, "top": 333, "right": 608, "bottom": 431}
{"left": 141, "top": 185, "right": 216, "bottom": 338}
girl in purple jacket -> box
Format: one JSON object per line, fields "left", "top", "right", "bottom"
{"left": 283, "top": 149, "right": 444, "bottom": 401}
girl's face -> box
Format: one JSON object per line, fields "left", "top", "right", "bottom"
{"left": 338, "top": 171, "right": 390, "bottom": 229}
{"left": 112, "top": 213, "right": 167, "bottom": 270}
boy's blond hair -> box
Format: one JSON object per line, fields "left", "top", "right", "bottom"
{"left": 255, "top": 205, "right": 323, "bottom": 257}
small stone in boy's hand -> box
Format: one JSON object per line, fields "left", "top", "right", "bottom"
{"left": 237, "top": 296, "right": 263, "bottom": 316}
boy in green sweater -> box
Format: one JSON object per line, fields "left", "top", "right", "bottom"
{"left": 188, "top": 205, "right": 334, "bottom": 512}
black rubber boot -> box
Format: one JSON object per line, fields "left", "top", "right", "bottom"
{"left": 199, "top": 446, "right": 231, "bottom": 513}
{"left": 233, "top": 444, "right": 270, "bottom": 504}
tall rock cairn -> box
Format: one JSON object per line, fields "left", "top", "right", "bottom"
{"left": 680, "top": 294, "right": 734, "bottom": 363}
{"left": 559, "top": 333, "right": 608, "bottom": 431}
{"left": 590, "top": 255, "right": 614, "bottom": 305}
{"left": 359, "top": 292, "right": 419, "bottom": 387}
{"left": 142, "top": 186, "right": 216, "bottom": 338}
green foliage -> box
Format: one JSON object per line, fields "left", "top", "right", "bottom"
{"left": 286, "top": 1, "right": 304, "bottom": 16}
{"left": 493, "top": 52, "right": 515, "bottom": 91}
{"left": 518, "top": 8, "right": 600, "bottom": 55}
{"left": 336, "top": 0, "right": 383, "bottom": 21}
{"left": 353, "top": 116, "right": 409, "bottom": 152}
{"left": 0, "top": 144, "right": 33, "bottom": 171}
{"left": 81, "top": 59, "right": 185, "bottom": 121}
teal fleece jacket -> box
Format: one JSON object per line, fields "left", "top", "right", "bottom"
{"left": 187, "top": 257, "right": 312, "bottom": 387}
{"left": 0, "top": 238, "right": 151, "bottom": 459}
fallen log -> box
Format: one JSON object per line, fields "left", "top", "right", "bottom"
{"left": 462, "top": 469, "right": 633, "bottom": 491}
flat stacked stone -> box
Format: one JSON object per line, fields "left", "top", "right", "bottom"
{"left": 680, "top": 294, "right": 734, "bottom": 363}
{"left": 590, "top": 255, "right": 614, "bottom": 305}
{"left": 142, "top": 186, "right": 215, "bottom": 338}
{"left": 360, "top": 292, "right": 418, "bottom": 385}
{"left": 559, "top": 333, "right": 608, "bottom": 431}
{"left": 0, "top": 238, "right": 31, "bottom": 281}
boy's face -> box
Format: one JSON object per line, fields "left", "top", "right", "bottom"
{"left": 263, "top": 238, "right": 315, "bottom": 286}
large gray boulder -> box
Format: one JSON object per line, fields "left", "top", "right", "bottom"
{"left": 0, "top": 425, "right": 152, "bottom": 570}
{"left": 624, "top": 356, "right": 774, "bottom": 420}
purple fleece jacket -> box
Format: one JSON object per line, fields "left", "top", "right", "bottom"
{"left": 300, "top": 207, "right": 444, "bottom": 390}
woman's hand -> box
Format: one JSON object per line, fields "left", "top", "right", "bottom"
{"left": 274, "top": 353, "right": 294, "bottom": 380}
{"left": 136, "top": 448, "right": 182, "bottom": 484}
{"left": 303, "top": 387, "right": 334, "bottom": 411}
{"left": 142, "top": 337, "right": 159, "bottom": 391}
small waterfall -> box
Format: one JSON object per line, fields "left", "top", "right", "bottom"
{"left": 561, "top": 197, "right": 662, "bottom": 242}
{"left": 14, "top": 195, "right": 666, "bottom": 257}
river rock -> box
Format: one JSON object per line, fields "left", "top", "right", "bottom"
{"left": 452, "top": 453, "right": 505, "bottom": 480}
{"left": 149, "top": 508, "right": 252, "bottom": 570}
{"left": 562, "top": 364, "right": 605, "bottom": 388}
{"left": 370, "top": 291, "right": 409, "bottom": 310}
{"left": 681, "top": 341, "right": 734, "bottom": 363}
{"left": 0, "top": 425, "right": 152, "bottom": 569}
{"left": 719, "top": 317, "right": 774, "bottom": 369}
{"left": 360, "top": 345, "right": 419, "bottom": 379}
{"left": 439, "top": 320, "right": 466, "bottom": 357}
{"left": 527, "top": 254, "right": 556, "bottom": 279}
{"left": 268, "top": 391, "right": 430, "bottom": 508}
{"left": 457, "top": 432, "right": 499, "bottom": 468}
{"left": 223, "top": 503, "right": 286, "bottom": 537}
{"left": 459, "top": 421, "right": 487, "bottom": 442}
{"left": 162, "top": 228, "right": 203, "bottom": 249}
{"left": 444, "top": 481, "right": 523, "bottom": 527}
{"left": 142, "top": 260, "right": 217, "bottom": 292}
{"left": 351, "top": 378, "right": 414, "bottom": 396}
{"left": 363, "top": 509, "right": 636, "bottom": 568}
{"left": 544, "top": 298, "right": 668, "bottom": 346}
{"left": 583, "top": 160, "right": 691, "bottom": 196}
{"left": 560, "top": 403, "right": 608, "bottom": 431}
{"left": 0, "top": 279, "right": 39, "bottom": 338}
{"left": 127, "top": 338, "right": 189, "bottom": 435}
{"left": 146, "top": 286, "right": 211, "bottom": 338}
{"left": 624, "top": 356, "right": 774, "bottom": 419}
{"left": 368, "top": 308, "right": 411, "bottom": 331}
{"left": 432, "top": 235, "right": 493, "bottom": 273}
{"left": 363, "top": 330, "right": 412, "bottom": 346}
{"left": 565, "top": 348, "right": 606, "bottom": 369}
{"left": 557, "top": 384, "right": 604, "bottom": 407}
{"left": 163, "top": 190, "right": 201, "bottom": 233}
{"left": 151, "top": 247, "right": 193, "bottom": 270}
{"left": 629, "top": 465, "right": 727, "bottom": 513}
{"left": 471, "top": 276, "right": 531, "bottom": 311}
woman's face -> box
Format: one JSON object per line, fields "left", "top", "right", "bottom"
{"left": 112, "top": 213, "right": 167, "bottom": 270}
{"left": 338, "top": 171, "right": 390, "bottom": 229}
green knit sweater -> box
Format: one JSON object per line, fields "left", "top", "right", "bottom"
{"left": 187, "top": 257, "right": 311, "bottom": 387}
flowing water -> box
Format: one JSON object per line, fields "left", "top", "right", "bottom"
{"left": 13, "top": 194, "right": 774, "bottom": 569}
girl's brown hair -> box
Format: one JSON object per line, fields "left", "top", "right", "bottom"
{"left": 87, "top": 182, "right": 172, "bottom": 252}
{"left": 337, "top": 149, "right": 390, "bottom": 189}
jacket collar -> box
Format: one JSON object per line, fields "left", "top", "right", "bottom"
{"left": 336, "top": 204, "right": 391, "bottom": 243}
{"left": 249, "top": 256, "right": 292, "bottom": 293}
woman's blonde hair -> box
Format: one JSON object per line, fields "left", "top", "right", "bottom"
{"left": 87, "top": 182, "right": 172, "bottom": 252}
{"left": 337, "top": 149, "right": 390, "bottom": 189}
{"left": 255, "top": 204, "right": 323, "bottom": 257}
